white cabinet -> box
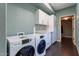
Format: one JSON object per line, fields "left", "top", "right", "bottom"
{"left": 35, "top": 9, "right": 55, "bottom": 33}
{"left": 47, "top": 15, "right": 55, "bottom": 32}
{"left": 46, "top": 32, "right": 51, "bottom": 49}
{"left": 36, "top": 9, "right": 49, "bottom": 25}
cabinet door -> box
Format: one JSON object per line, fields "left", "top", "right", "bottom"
{"left": 38, "top": 9, "right": 49, "bottom": 25}
{"left": 45, "top": 14, "right": 49, "bottom": 25}
{"left": 43, "top": 13, "right": 48, "bottom": 25}
{"left": 48, "top": 15, "right": 54, "bottom": 32}
{"left": 38, "top": 9, "right": 45, "bottom": 24}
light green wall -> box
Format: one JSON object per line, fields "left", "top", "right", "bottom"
{"left": 0, "top": 3, "right": 6, "bottom": 56}
{"left": 7, "top": 4, "right": 37, "bottom": 36}
{"left": 56, "top": 5, "right": 76, "bottom": 41}
{"left": 76, "top": 4, "right": 79, "bottom": 51}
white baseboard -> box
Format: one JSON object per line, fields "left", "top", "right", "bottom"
{"left": 76, "top": 45, "right": 79, "bottom": 54}
{"left": 63, "top": 36, "right": 72, "bottom": 38}
{"left": 57, "top": 37, "right": 61, "bottom": 42}
{"left": 57, "top": 39, "right": 61, "bottom": 42}
{"left": 73, "top": 40, "right": 76, "bottom": 45}
{"left": 77, "top": 49, "right": 79, "bottom": 54}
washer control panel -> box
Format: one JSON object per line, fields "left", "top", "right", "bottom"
{"left": 22, "top": 39, "right": 32, "bottom": 44}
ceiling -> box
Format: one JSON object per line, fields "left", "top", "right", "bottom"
{"left": 50, "top": 3, "right": 75, "bottom": 11}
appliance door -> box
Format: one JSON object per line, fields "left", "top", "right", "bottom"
{"left": 15, "top": 45, "right": 35, "bottom": 56}
{"left": 37, "top": 40, "right": 46, "bottom": 54}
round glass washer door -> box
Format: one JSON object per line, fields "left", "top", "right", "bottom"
{"left": 37, "top": 40, "right": 46, "bottom": 54}
{"left": 16, "top": 46, "right": 35, "bottom": 56}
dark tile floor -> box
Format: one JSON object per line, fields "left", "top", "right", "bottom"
{"left": 46, "top": 37, "right": 79, "bottom": 56}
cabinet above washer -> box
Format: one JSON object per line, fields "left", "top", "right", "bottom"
{"left": 36, "top": 9, "right": 49, "bottom": 25}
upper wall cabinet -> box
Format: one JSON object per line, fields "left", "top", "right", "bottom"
{"left": 36, "top": 9, "right": 49, "bottom": 25}
{"left": 47, "top": 15, "right": 55, "bottom": 32}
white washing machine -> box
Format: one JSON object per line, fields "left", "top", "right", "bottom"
{"left": 35, "top": 34, "right": 46, "bottom": 56}
{"left": 7, "top": 35, "right": 36, "bottom": 56}
{"left": 45, "top": 32, "right": 52, "bottom": 49}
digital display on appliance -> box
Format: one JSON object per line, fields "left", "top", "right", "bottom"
{"left": 22, "top": 39, "right": 29, "bottom": 44}
{"left": 18, "top": 33, "right": 23, "bottom": 36}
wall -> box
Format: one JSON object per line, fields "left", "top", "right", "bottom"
{"left": 7, "top": 3, "right": 37, "bottom": 36}
{"left": 0, "top": 3, "right": 6, "bottom": 56}
{"left": 76, "top": 4, "right": 79, "bottom": 52}
{"left": 55, "top": 5, "right": 76, "bottom": 41}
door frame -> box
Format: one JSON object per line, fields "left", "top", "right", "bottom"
{"left": 60, "top": 15, "right": 76, "bottom": 45}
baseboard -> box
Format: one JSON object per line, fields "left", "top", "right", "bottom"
{"left": 77, "top": 49, "right": 79, "bottom": 54}
{"left": 73, "top": 39, "right": 76, "bottom": 45}
{"left": 57, "top": 39, "right": 61, "bottom": 42}
{"left": 57, "top": 37, "right": 61, "bottom": 42}
{"left": 76, "top": 46, "right": 79, "bottom": 54}
{"left": 63, "top": 36, "right": 72, "bottom": 38}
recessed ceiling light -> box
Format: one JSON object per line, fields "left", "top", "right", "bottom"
{"left": 63, "top": 17, "right": 68, "bottom": 20}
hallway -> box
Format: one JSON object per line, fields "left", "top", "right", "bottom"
{"left": 46, "top": 37, "right": 78, "bottom": 56}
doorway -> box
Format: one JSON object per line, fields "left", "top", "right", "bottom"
{"left": 61, "top": 15, "right": 75, "bottom": 43}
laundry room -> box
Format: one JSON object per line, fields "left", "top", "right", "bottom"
{"left": 0, "top": 1, "right": 79, "bottom": 59}
{"left": 6, "top": 3, "right": 78, "bottom": 56}
{"left": 6, "top": 3, "right": 57, "bottom": 56}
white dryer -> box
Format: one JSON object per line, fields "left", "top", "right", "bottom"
{"left": 7, "top": 35, "right": 36, "bottom": 56}
{"left": 35, "top": 34, "right": 46, "bottom": 56}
